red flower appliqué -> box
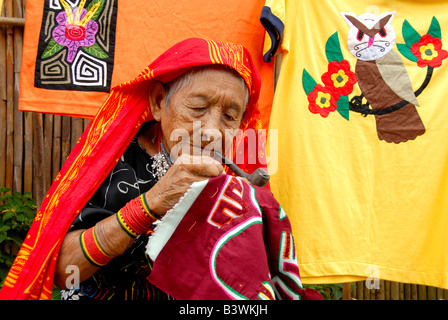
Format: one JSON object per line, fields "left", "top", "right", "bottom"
{"left": 411, "top": 34, "right": 448, "bottom": 68}
{"left": 321, "top": 60, "right": 357, "bottom": 96}
{"left": 52, "top": 7, "right": 99, "bottom": 63}
{"left": 65, "top": 24, "right": 86, "bottom": 41}
{"left": 308, "top": 84, "right": 338, "bottom": 118}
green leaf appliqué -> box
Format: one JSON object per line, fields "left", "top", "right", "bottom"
{"left": 302, "top": 69, "right": 318, "bottom": 95}
{"left": 427, "top": 16, "right": 442, "bottom": 39}
{"left": 81, "top": 42, "right": 109, "bottom": 59}
{"left": 325, "top": 32, "right": 344, "bottom": 63}
{"left": 337, "top": 95, "right": 349, "bottom": 120}
{"left": 402, "top": 19, "right": 421, "bottom": 47}
{"left": 41, "top": 39, "right": 65, "bottom": 59}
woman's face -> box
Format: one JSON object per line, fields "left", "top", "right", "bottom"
{"left": 150, "top": 67, "right": 247, "bottom": 161}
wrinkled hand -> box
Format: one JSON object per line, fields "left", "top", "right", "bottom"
{"left": 145, "top": 154, "right": 224, "bottom": 216}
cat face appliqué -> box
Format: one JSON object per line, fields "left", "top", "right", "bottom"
{"left": 341, "top": 11, "right": 396, "bottom": 61}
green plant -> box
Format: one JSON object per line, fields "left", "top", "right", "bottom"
{"left": 0, "top": 187, "right": 36, "bottom": 288}
{"left": 304, "top": 283, "right": 346, "bottom": 300}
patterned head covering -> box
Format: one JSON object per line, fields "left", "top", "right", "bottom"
{"left": 119, "top": 37, "right": 262, "bottom": 131}
{"left": 0, "top": 38, "right": 263, "bottom": 299}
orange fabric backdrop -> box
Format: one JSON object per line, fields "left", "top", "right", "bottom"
{"left": 19, "top": 0, "right": 274, "bottom": 129}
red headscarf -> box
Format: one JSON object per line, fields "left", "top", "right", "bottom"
{"left": 0, "top": 38, "right": 263, "bottom": 300}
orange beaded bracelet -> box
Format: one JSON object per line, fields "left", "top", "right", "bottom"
{"left": 116, "top": 194, "right": 159, "bottom": 238}
{"left": 80, "top": 226, "right": 113, "bottom": 267}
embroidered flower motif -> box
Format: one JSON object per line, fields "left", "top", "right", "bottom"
{"left": 308, "top": 84, "right": 338, "bottom": 118}
{"left": 321, "top": 60, "right": 357, "bottom": 96}
{"left": 52, "top": 0, "right": 101, "bottom": 63}
{"left": 411, "top": 34, "right": 448, "bottom": 68}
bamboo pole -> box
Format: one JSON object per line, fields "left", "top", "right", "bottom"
{"left": 355, "top": 281, "right": 363, "bottom": 300}
{"left": 364, "top": 279, "right": 370, "bottom": 299}
{"left": 378, "top": 280, "right": 385, "bottom": 299}
{"left": 390, "top": 281, "right": 399, "bottom": 300}
{"left": 12, "top": 0, "right": 23, "bottom": 193}
{"left": 411, "top": 284, "right": 418, "bottom": 300}
{"left": 33, "top": 113, "right": 45, "bottom": 207}
{"left": 436, "top": 287, "right": 444, "bottom": 300}
{"left": 418, "top": 284, "right": 427, "bottom": 300}
{"left": 61, "top": 116, "right": 71, "bottom": 164}
{"left": 23, "top": 112, "right": 32, "bottom": 193}
{"left": 384, "top": 281, "right": 390, "bottom": 300}
{"left": 404, "top": 283, "right": 411, "bottom": 300}
{"left": 5, "top": 0, "right": 14, "bottom": 190}
{"left": 371, "top": 284, "right": 377, "bottom": 300}
{"left": 83, "top": 118, "right": 91, "bottom": 131}
{"left": 0, "top": 17, "right": 24, "bottom": 26}
{"left": 342, "top": 282, "right": 351, "bottom": 300}
{"left": 399, "top": 282, "right": 404, "bottom": 300}
{"left": 0, "top": 24, "right": 6, "bottom": 188}
{"left": 44, "top": 114, "right": 53, "bottom": 192}
{"left": 427, "top": 286, "right": 437, "bottom": 300}
{"left": 19, "top": 0, "right": 30, "bottom": 195}
{"left": 52, "top": 115, "right": 62, "bottom": 181}
{"left": 70, "top": 117, "right": 83, "bottom": 150}
{"left": 12, "top": 72, "right": 22, "bottom": 192}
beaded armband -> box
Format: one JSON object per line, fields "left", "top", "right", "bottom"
{"left": 80, "top": 226, "right": 113, "bottom": 267}
{"left": 116, "top": 194, "right": 159, "bottom": 238}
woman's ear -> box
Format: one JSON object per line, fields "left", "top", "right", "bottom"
{"left": 148, "top": 81, "right": 166, "bottom": 122}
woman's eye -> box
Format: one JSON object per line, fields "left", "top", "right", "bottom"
{"left": 191, "top": 107, "right": 206, "bottom": 113}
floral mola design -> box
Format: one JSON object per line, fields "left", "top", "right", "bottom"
{"left": 302, "top": 32, "right": 357, "bottom": 120}
{"left": 53, "top": 4, "right": 99, "bottom": 63}
{"left": 43, "top": 0, "right": 106, "bottom": 63}
{"left": 321, "top": 60, "right": 357, "bottom": 97}
{"left": 307, "top": 59, "right": 357, "bottom": 118}
{"left": 35, "top": 0, "right": 117, "bottom": 92}
{"left": 411, "top": 34, "right": 448, "bottom": 68}
{"left": 302, "top": 15, "right": 447, "bottom": 143}
{"left": 307, "top": 84, "right": 338, "bottom": 118}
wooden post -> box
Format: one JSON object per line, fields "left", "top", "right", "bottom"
{"left": 404, "top": 283, "right": 411, "bottom": 300}
{"left": 436, "top": 287, "right": 444, "bottom": 300}
{"left": 390, "top": 282, "right": 399, "bottom": 300}
{"left": 385, "top": 281, "right": 390, "bottom": 300}
{"left": 5, "top": 0, "right": 14, "bottom": 190}
{"left": 12, "top": 0, "right": 23, "bottom": 193}
{"left": 0, "top": 17, "right": 25, "bottom": 27}
{"left": 378, "top": 280, "right": 385, "bottom": 299}
{"left": 70, "top": 117, "right": 83, "bottom": 150}
{"left": 44, "top": 114, "right": 54, "bottom": 192}
{"left": 427, "top": 286, "right": 437, "bottom": 300}
{"left": 418, "top": 284, "right": 427, "bottom": 300}
{"left": 411, "top": 284, "right": 418, "bottom": 300}
{"left": 52, "top": 115, "right": 62, "bottom": 181}
{"left": 0, "top": 24, "right": 6, "bottom": 188}
{"left": 33, "top": 113, "right": 45, "bottom": 208}
{"left": 61, "top": 116, "right": 71, "bottom": 164}
{"left": 355, "top": 281, "right": 363, "bottom": 300}
{"left": 23, "top": 112, "right": 33, "bottom": 193}
{"left": 343, "top": 282, "right": 351, "bottom": 300}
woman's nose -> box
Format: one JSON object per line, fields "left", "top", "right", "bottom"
{"left": 199, "top": 114, "right": 224, "bottom": 150}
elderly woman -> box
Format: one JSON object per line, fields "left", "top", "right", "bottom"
{"left": 1, "top": 38, "right": 320, "bottom": 301}
{"left": 55, "top": 62, "right": 252, "bottom": 300}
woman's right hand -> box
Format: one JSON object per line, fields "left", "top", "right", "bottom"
{"left": 145, "top": 154, "right": 224, "bottom": 217}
